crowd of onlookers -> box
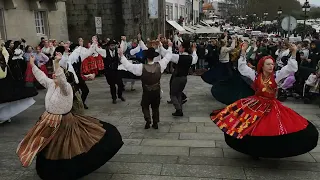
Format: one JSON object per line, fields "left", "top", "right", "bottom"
{"left": 192, "top": 31, "right": 320, "bottom": 106}
{"left": 2, "top": 31, "right": 319, "bottom": 107}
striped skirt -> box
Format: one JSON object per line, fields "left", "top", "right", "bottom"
{"left": 16, "top": 111, "right": 106, "bottom": 167}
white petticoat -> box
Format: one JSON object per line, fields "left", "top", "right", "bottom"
{"left": 0, "top": 98, "right": 35, "bottom": 121}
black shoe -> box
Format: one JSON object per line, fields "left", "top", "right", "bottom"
{"left": 152, "top": 123, "right": 158, "bottom": 129}
{"left": 167, "top": 100, "right": 173, "bottom": 104}
{"left": 251, "top": 156, "right": 260, "bottom": 160}
{"left": 304, "top": 98, "right": 311, "bottom": 104}
{"left": 172, "top": 110, "right": 183, "bottom": 117}
{"left": 84, "top": 104, "right": 88, "bottom": 109}
{"left": 119, "top": 97, "right": 126, "bottom": 102}
{"left": 145, "top": 122, "right": 151, "bottom": 129}
{"left": 112, "top": 99, "right": 117, "bottom": 104}
{"left": 182, "top": 99, "right": 187, "bottom": 104}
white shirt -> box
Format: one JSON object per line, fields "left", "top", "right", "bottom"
{"left": 238, "top": 55, "right": 298, "bottom": 84}
{"left": 32, "top": 65, "right": 73, "bottom": 114}
{"left": 109, "top": 49, "right": 116, "bottom": 57}
{"left": 120, "top": 50, "right": 173, "bottom": 76}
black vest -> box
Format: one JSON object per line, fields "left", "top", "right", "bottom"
{"left": 104, "top": 49, "right": 119, "bottom": 70}
{"left": 173, "top": 55, "right": 192, "bottom": 77}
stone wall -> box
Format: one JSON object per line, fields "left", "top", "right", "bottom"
{"left": 0, "top": 0, "right": 68, "bottom": 46}
{"left": 66, "top": 0, "right": 165, "bottom": 42}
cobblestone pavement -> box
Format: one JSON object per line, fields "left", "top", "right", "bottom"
{"left": 1, "top": 75, "right": 320, "bottom": 180}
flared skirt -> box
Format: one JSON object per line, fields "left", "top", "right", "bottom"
{"left": 36, "top": 121, "right": 123, "bottom": 180}
{"left": 224, "top": 121, "right": 318, "bottom": 158}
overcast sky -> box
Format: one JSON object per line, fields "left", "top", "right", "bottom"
{"left": 299, "top": 0, "right": 320, "bottom": 6}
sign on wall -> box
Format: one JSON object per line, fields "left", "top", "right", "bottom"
{"left": 148, "top": 0, "right": 158, "bottom": 19}
{"left": 95, "top": 17, "right": 102, "bottom": 34}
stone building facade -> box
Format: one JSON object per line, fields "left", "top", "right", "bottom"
{"left": 0, "top": 0, "right": 68, "bottom": 46}
{"left": 66, "top": 0, "right": 165, "bottom": 42}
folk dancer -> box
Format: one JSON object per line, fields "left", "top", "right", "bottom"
{"left": 118, "top": 41, "right": 173, "bottom": 129}
{"left": 165, "top": 41, "right": 198, "bottom": 116}
{"left": 103, "top": 40, "right": 125, "bottom": 104}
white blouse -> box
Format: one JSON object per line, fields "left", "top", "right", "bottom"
{"left": 32, "top": 65, "right": 73, "bottom": 114}
{"left": 238, "top": 55, "right": 298, "bottom": 84}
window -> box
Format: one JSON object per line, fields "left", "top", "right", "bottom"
{"left": 34, "top": 11, "right": 46, "bottom": 35}
{"left": 0, "top": 9, "right": 6, "bottom": 40}
{"left": 166, "top": 5, "right": 169, "bottom": 20}
{"left": 169, "top": 5, "right": 173, "bottom": 20}
{"left": 175, "top": 5, "right": 178, "bottom": 20}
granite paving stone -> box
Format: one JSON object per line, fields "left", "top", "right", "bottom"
{"left": 97, "top": 162, "right": 162, "bottom": 175}
{"left": 129, "top": 132, "right": 180, "bottom": 139}
{"left": 1, "top": 75, "right": 320, "bottom": 180}
{"left": 245, "top": 168, "right": 320, "bottom": 180}
{"left": 197, "top": 126, "right": 223, "bottom": 133}
{"left": 161, "top": 164, "right": 246, "bottom": 179}
{"left": 110, "top": 154, "right": 179, "bottom": 164}
{"left": 169, "top": 123, "right": 197, "bottom": 133}
{"left": 179, "top": 133, "right": 224, "bottom": 141}
{"left": 118, "top": 145, "right": 190, "bottom": 156}
{"left": 190, "top": 147, "right": 224, "bottom": 157}
{"left": 141, "top": 139, "right": 216, "bottom": 147}
{"left": 110, "top": 174, "right": 222, "bottom": 180}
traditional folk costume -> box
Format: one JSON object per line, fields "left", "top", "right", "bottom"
{"left": 17, "top": 62, "right": 123, "bottom": 180}
{"left": 35, "top": 52, "right": 49, "bottom": 75}
{"left": 103, "top": 40, "right": 125, "bottom": 104}
{"left": 68, "top": 43, "right": 102, "bottom": 109}
{"left": 120, "top": 47, "right": 172, "bottom": 129}
{"left": 164, "top": 41, "right": 198, "bottom": 116}
{"left": 23, "top": 51, "right": 37, "bottom": 87}
{"left": 118, "top": 40, "right": 141, "bottom": 91}
{"left": 10, "top": 47, "right": 25, "bottom": 81}
{"left": 42, "top": 45, "right": 55, "bottom": 78}
{"left": 0, "top": 46, "right": 37, "bottom": 123}
{"left": 210, "top": 55, "right": 319, "bottom": 158}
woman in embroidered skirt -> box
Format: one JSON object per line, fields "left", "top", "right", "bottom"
{"left": 0, "top": 42, "right": 37, "bottom": 123}
{"left": 17, "top": 53, "right": 123, "bottom": 180}
{"left": 210, "top": 42, "right": 318, "bottom": 158}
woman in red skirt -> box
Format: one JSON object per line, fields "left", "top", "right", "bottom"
{"left": 210, "top": 42, "right": 318, "bottom": 158}
{"left": 23, "top": 45, "right": 36, "bottom": 87}
{"left": 35, "top": 46, "right": 49, "bottom": 75}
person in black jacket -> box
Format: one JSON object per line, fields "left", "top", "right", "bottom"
{"left": 206, "top": 39, "right": 219, "bottom": 69}
{"left": 103, "top": 40, "right": 125, "bottom": 104}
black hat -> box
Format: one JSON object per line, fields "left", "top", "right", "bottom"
{"left": 54, "top": 46, "right": 65, "bottom": 54}
{"left": 144, "top": 48, "right": 159, "bottom": 59}
{"left": 181, "top": 41, "right": 190, "bottom": 50}
{"left": 107, "top": 39, "right": 117, "bottom": 46}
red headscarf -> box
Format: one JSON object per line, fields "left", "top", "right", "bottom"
{"left": 256, "top": 55, "right": 275, "bottom": 73}
{"left": 253, "top": 56, "right": 277, "bottom": 92}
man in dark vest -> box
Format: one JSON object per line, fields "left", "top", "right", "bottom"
{"left": 169, "top": 41, "right": 198, "bottom": 116}
{"left": 103, "top": 40, "right": 125, "bottom": 104}
{"left": 118, "top": 41, "right": 173, "bottom": 129}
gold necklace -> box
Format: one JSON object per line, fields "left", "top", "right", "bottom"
{"left": 261, "top": 75, "right": 272, "bottom": 92}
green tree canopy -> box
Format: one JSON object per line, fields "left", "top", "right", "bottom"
{"left": 225, "top": 0, "right": 302, "bottom": 20}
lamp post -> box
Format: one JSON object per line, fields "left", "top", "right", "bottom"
{"left": 263, "top": 12, "right": 268, "bottom": 24}
{"left": 263, "top": 11, "right": 268, "bottom": 32}
{"left": 246, "top": 14, "right": 248, "bottom": 26}
{"left": 302, "top": 0, "right": 311, "bottom": 38}
{"left": 277, "top": 6, "right": 282, "bottom": 36}
{"left": 253, "top": 13, "right": 256, "bottom": 29}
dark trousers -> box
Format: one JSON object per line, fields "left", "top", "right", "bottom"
{"left": 141, "top": 89, "right": 161, "bottom": 124}
{"left": 170, "top": 76, "right": 187, "bottom": 111}
{"left": 105, "top": 70, "right": 124, "bottom": 100}
{"left": 169, "top": 74, "right": 187, "bottom": 100}
{"left": 78, "top": 78, "right": 89, "bottom": 104}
